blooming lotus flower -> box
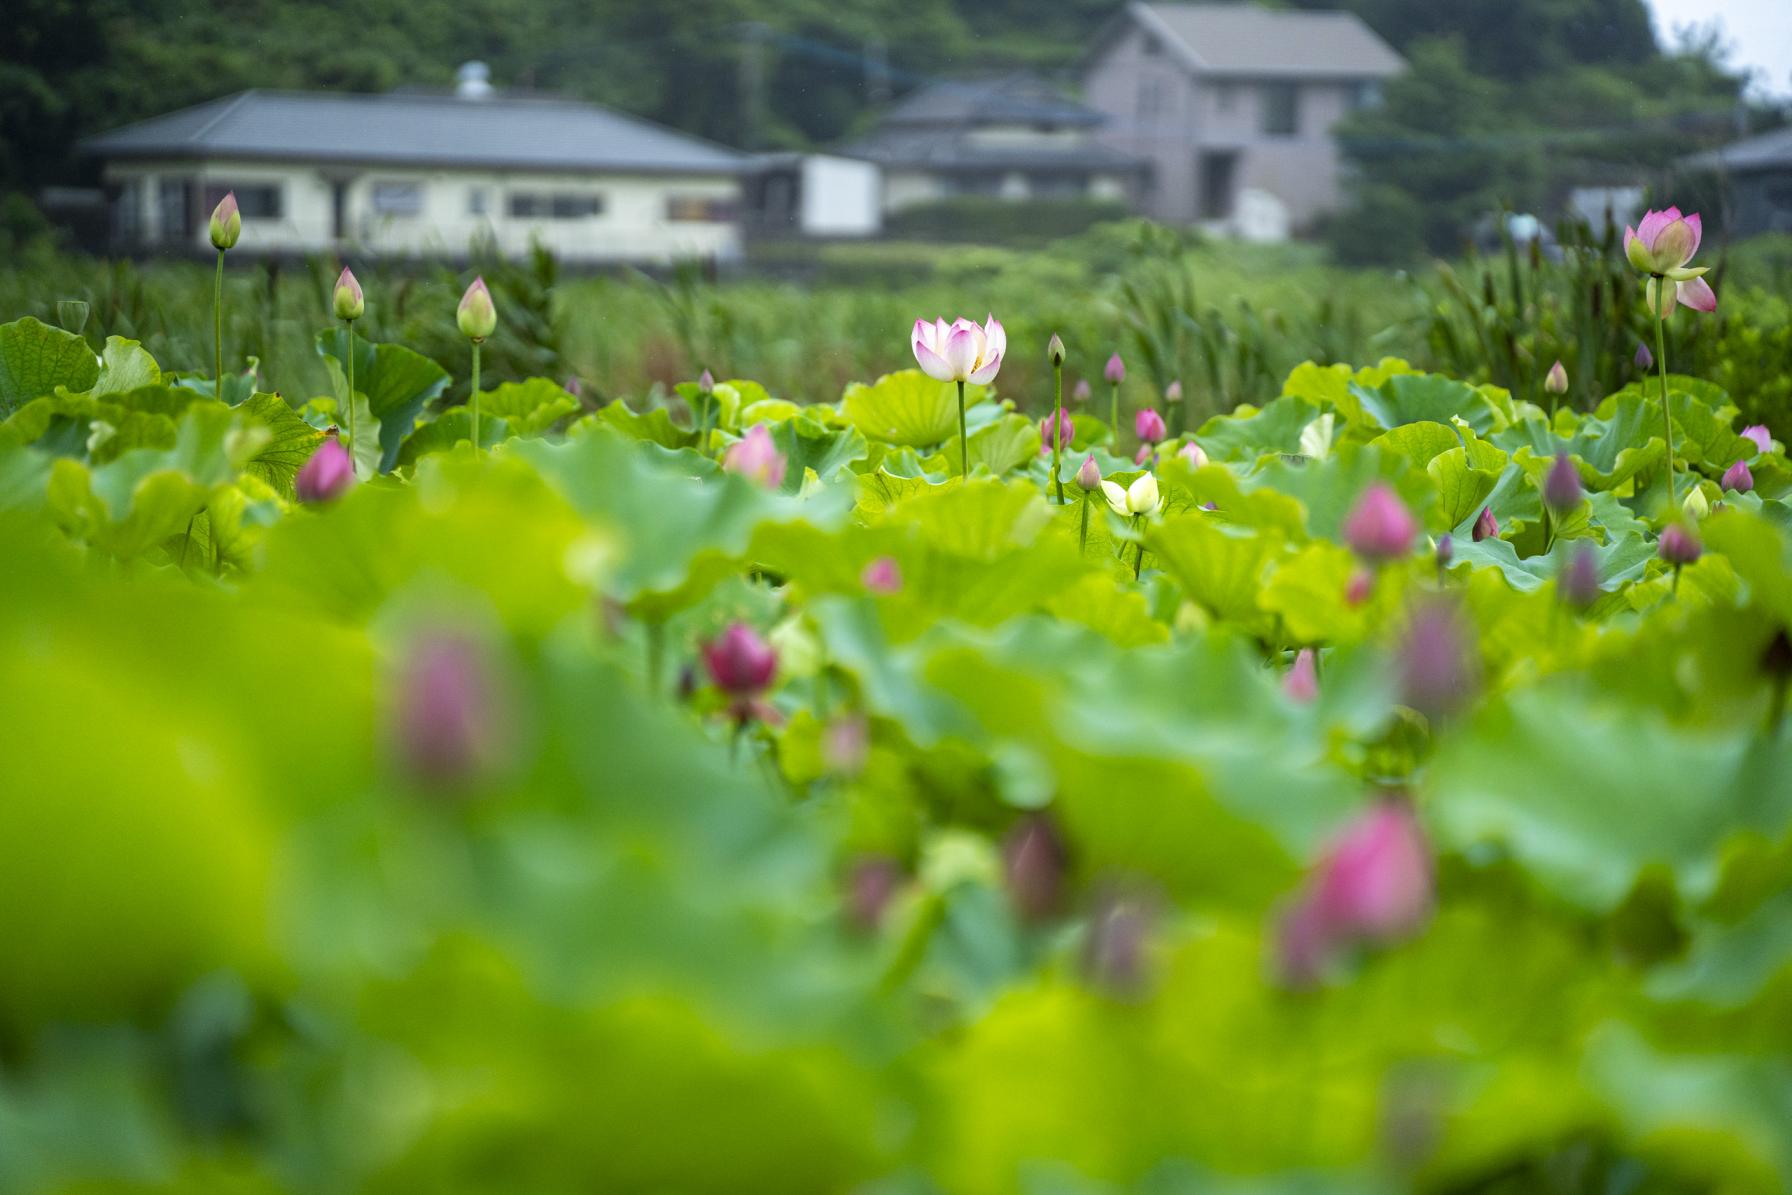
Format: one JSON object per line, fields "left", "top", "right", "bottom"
{"left": 1544, "top": 360, "right": 1568, "bottom": 395}
{"left": 1343, "top": 482, "right": 1417, "bottom": 562}
{"left": 1040, "top": 408, "right": 1074, "bottom": 453}
{"left": 861, "top": 556, "right": 903, "bottom": 594}
{"left": 1625, "top": 207, "right": 1715, "bottom": 314}
{"left": 722, "top": 424, "right": 787, "bottom": 488}
{"left": 208, "top": 192, "right": 241, "bottom": 251}
{"left": 1312, "top": 801, "right": 1433, "bottom": 942}
{"left": 1543, "top": 453, "right": 1583, "bottom": 513}
{"left": 1101, "top": 472, "right": 1160, "bottom": 518}
{"left": 1284, "top": 648, "right": 1319, "bottom": 702}
{"left": 1135, "top": 407, "right": 1166, "bottom": 445}
{"left": 393, "top": 630, "right": 511, "bottom": 787}
{"left": 1398, "top": 599, "right": 1478, "bottom": 722}
{"left": 1634, "top": 340, "right": 1653, "bottom": 370}
{"left": 1179, "top": 440, "right": 1208, "bottom": 469}
{"left": 331, "top": 267, "right": 364, "bottom": 322}
{"left": 1075, "top": 453, "right": 1101, "bottom": 492}
{"left": 1742, "top": 425, "right": 1772, "bottom": 455}
{"left": 1722, "top": 459, "right": 1754, "bottom": 493}
{"left": 295, "top": 434, "right": 354, "bottom": 503}
{"left": 1104, "top": 354, "right": 1125, "bottom": 385}
{"left": 1003, "top": 814, "right": 1068, "bottom": 922}
{"left": 703, "top": 622, "right": 778, "bottom": 721}
{"left": 457, "top": 277, "right": 496, "bottom": 340}
{"left": 911, "top": 314, "right": 1005, "bottom": 384}
{"left": 1560, "top": 544, "right": 1599, "bottom": 609}
{"left": 1659, "top": 522, "right": 1701, "bottom": 566}
{"left": 1072, "top": 378, "right": 1092, "bottom": 404}
{"left": 1164, "top": 379, "right": 1183, "bottom": 405}
{"left": 1472, "top": 506, "right": 1500, "bottom": 542}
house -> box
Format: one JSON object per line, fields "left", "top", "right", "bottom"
{"left": 745, "top": 153, "right": 884, "bottom": 239}
{"left": 1082, "top": 3, "right": 1404, "bottom": 238}
{"left": 840, "top": 74, "right": 1148, "bottom": 216}
{"left": 80, "top": 65, "right": 751, "bottom": 265}
{"left": 1682, "top": 126, "right": 1792, "bottom": 238}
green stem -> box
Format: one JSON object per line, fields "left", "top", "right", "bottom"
{"left": 1655, "top": 299, "right": 1676, "bottom": 510}
{"left": 956, "top": 379, "right": 968, "bottom": 480}
{"left": 1110, "top": 384, "right": 1120, "bottom": 444}
{"left": 470, "top": 340, "right": 482, "bottom": 453}
{"left": 1079, "top": 491, "right": 1090, "bottom": 554}
{"left": 645, "top": 619, "right": 665, "bottom": 696}
{"left": 1672, "top": 562, "right": 1682, "bottom": 597}
{"left": 1132, "top": 515, "right": 1145, "bottom": 579}
{"left": 1051, "top": 362, "right": 1065, "bottom": 505}
{"left": 344, "top": 319, "right": 357, "bottom": 477}
{"left": 212, "top": 249, "right": 225, "bottom": 399}
{"left": 1541, "top": 506, "right": 1553, "bottom": 556}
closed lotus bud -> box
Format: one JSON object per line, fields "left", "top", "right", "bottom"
{"left": 861, "top": 555, "right": 903, "bottom": 594}
{"left": 722, "top": 424, "right": 788, "bottom": 488}
{"left": 564, "top": 375, "right": 583, "bottom": 398}
{"left": 1284, "top": 648, "right": 1319, "bottom": 702}
{"left": 1682, "top": 485, "right": 1710, "bottom": 520}
{"left": 1560, "top": 543, "right": 1599, "bottom": 609}
{"left": 1342, "top": 482, "right": 1418, "bottom": 562}
{"left": 294, "top": 436, "right": 354, "bottom": 503}
{"left": 1544, "top": 359, "right": 1568, "bottom": 395}
{"left": 1435, "top": 534, "right": 1453, "bottom": 568}
{"left": 702, "top": 622, "right": 777, "bottom": 722}
{"left": 698, "top": 368, "right": 715, "bottom": 391}
{"left": 844, "top": 855, "right": 902, "bottom": 931}
{"left": 1075, "top": 453, "right": 1101, "bottom": 492}
{"left": 1164, "top": 379, "right": 1183, "bottom": 404}
{"left": 1083, "top": 892, "right": 1153, "bottom": 995}
{"left": 1659, "top": 522, "right": 1701, "bottom": 566}
{"left": 393, "top": 630, "right": 510, "bottom": 788}
{"left": 209, "top": 191, "right": 241, "bottom": 250}
{"left": 1104, "top": 353, "right": 1125, "bottom": 385}
{"left": 1543, "top": 453, "right": 1583, "bottom": 513}
{"left": 1311, "top": 800, "right": 1433, "bottom": 943}
{"left": 55, "top": 299, "right": 89, "bottom": 335}
{"left": 457, "top": 276, "right": 497, "bottom": 341}
{"left": 1345, "top": 567, "right": 1374, "bottom": 606}
{"left": 1634, "top": 340, "right": 1653, "bottom": 370}
{"left": 331, "top": 267, "right": 364, "bottom": 321}
{"left": 1040, "top": 408, "right": 1074, "bottom": 453}
{"left": 1179, "top": 440, "right": 1208, "bottom": 468}
{"left": 1047, "top": 333, "right": 1066, "bottom": 367}
{"left": 1397, "top": 599, "right": 1478, "bottom": 722}
{"left": 1003, "top": 814, "right": 1068, "bottom": 922}
{"left": 1135, "top": 407, "right": 1166, "bottom": 445}
{"left": 1472, "top": 506, "right": 1500, "bottom": 542}
{"left": 1741, "top": 425, "right": 1772, "bottom": 455}
{"left": 1722, "top": 459, "right": 1754, "bottom": 493}
{"left": 1072, "top": 378, "right": 1092, "bottom": 404}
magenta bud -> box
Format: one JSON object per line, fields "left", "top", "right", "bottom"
{"left": 1435, "top": 534, "right": 1454, "bottom": 568}
{"left": 393, "top": 630, "right": 510, "bottom": 788}
{"left": 1342, "top": 482, "right": 1418, "bottom": 562}
{"left": 1560, "top": 543, "right": 1599, "bottom": 609}
{"left": 1544, "top": 359, "right": 1568, "bottom": 395}
{"left": 844, "top": 855, "right": 902, "bottom": 931}
{"left": 1003, "top": 814, "right": 1068, "bottom": 922}
{"left": 698, "top": 368, "right": 715, "bottom": 391}
{"left": 1722, "top": 458, "right": 1754, "bottom": 493}
{"left": 1472, "top": 506, "right": 1500, "bottom": 542}
{"left": 702, "top": 622, "right": 777, "bottom": 700}
{"left": 1543, "top": 453, "right": 1583, "bottom": 513}
{"left": 1284, "top": 648, "right": 1319, "bottom": 702}
{"left": 1075, "top": 453, "right": 1101, "bottom": 492}
{"left": 1104, "top": 353, "right": 1125, "bottom": 385}
{"left": 722, "top": 424, "right": 788, "bottom": 488}
{"left": 1039, "top": 408, "right": 1074, "bottom": 453}
{"left": 1397, "top": 599, "right": 1479, "bottom": 721}
{"left": 1634, "top": 340, "right": 1653, "bottom": 370}
{"left": 1345, "top": 567, "right": 1374, "bottom": 606}
{"left": 1134, "top": 407, "right": 1166, "bottom": 445}
{"left": 1047, "top": 333, "right": 1065, "bottom": 367}
{"left": 294, "top": 436, "right": 354, "bottom": 503}
{"left": 1741, "top": 425, "right": 1772, "bottom": 455}
{"left": 1659, "top": 522, "right": 1702, "bottom": 566}
{"left": 1164, "top": 379, "right": 1183, "bottom": 404}
{"left": 861, "top": 555, "right": 903, "bottom": 594}
{"left": 1312, "top": 800, "right": 1433, "bottom": 943}
{"left": 1072, "top": 378, "right": 1092, "bottom": 403}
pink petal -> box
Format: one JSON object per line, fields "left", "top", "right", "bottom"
{"left": 911, "top": 317, "right": 937, "bottom": 355}
{"left": 913, "top": 338, "right": 955, "bottom": 381}
{"left": 982, "top": 314, "right": 1006, "bottom": 362}
{"left": 1682, "top": 212, "right": 1702, "bottom": 258}
{"left": 967, "top": 351, "right": 1002, "bottom": 385}
{"left": 942, "top": 325, "right": 982, "bottom": 380}
{"left": 1635, "top": 209, "right": 1673, "bottom": 249}
{"left": 1677, "top": 275, "right": 1717, "bottom": 313}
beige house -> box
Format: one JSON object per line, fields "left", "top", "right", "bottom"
{"left": 1083, "top": 3, "right": 1403, "bottom": 238}
{"left": 81, "top": 68, "right": 750, "bottom": 265}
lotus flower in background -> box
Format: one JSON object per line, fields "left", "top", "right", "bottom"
{"left": 1104, "top": 354, "right": 1125, "bottom": 385}
{"left": 1101, "top": 472, "right": 1160, "bottom": 518}
{"left": 911, "top": 315, "right": 1005, "bottom": 385}
{"left": 1682, "top": 485, "right": 1711, "bottom": 520}
{"left": 703, "top": 622, "right": 779, "bottom": 722}
{"left": 1742, "top": 425, "right": 1772, "bottom": 454}
{"left": 1076, "top": 453, "right": 1102, "bottom": 492}
{"left": 1659, "top": 522, "right": 1702, "bottom": 566}
{"left": 1284, "top": 649, "right": 1319, "bottom": 702}
{"left": 1472, "top": 507, "right": 1500, "bottom": 542}
{"left": 294, "top": 434, "right": 354, "bottom": 504}
{"left": 1343, "top": 482, "right": 1417, "bottom": 562}
{"left": 1544, "top": 360, "right": 1568, "bottom": 395}
{"left": 722, "top": 424, "right": 788, "bottom": 488}
{"left": 1435, "top": 534, "right": 1454, "bottom": 569}
{"left": 1543, "top": 454, "right": 1582, "bottom": 513}
{"left": 861, "top": 556, "right": 903, "bottom": 594}
{"left": 1397, "top": 599, "right": 1479, "bottom": 722}
{"left": 1345, "top": 568, "right": 1374, "bottom": 606}
{"left": 1560, "top": 544, "right": 1599, "bottom": 609}
{"left": 1625, "top": 207, "right": 1716, "bottom": 315}
{"left": 1722, "top": 459, "right": 1754, "bottom": 494}
{"left": 844, "top": 855, "right": 902, "bottom": 931}
{"left": 208, "top": 192, "right": 241, "bottom": 251}
{"left": 1003, "top": 814, "right": 1068, "bottom": 922}
{"left": 1179, "top": 440, "right": 1208, "bottom": 469}
{"left": 1040, "top": 407, "right": 1074, "bottom": 453}
{"left": 1135, "top": 407, "right": 1166, "bottom": 445}
{"left": 1165, "top": 379, "right": 1183, "bottom": 404}
{"left": 393, "top": 629, "right": 512, "bottom": 788}
{"left": 1634, "top": 340, "right": 1653, "bottom": 370}
{"left": 1072, "top": 378, "right": 1092, "bottom": 404}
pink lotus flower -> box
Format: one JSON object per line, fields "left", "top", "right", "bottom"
{"left": 722, "top": 424, "right": 787, "bottom": 488}
{"left": 1472, "top": 506, "right": 1500, "bottom": 542}
{"left": 703, "top": 622, "right": 778, "bottom": 722}
{"left": 1133, "top": 444, "right": 1156, "bottom": 466}
{"left": 912, "top": 314, "right": 1005, "bottom": 385}
{"left": 1179, "top": 440, "right": 1208, "bottom": 469}
{"left": 295, "top": 434, "right": 354, "bottom": 503}
{"left": 1722, "top": 459, "right": 1754, "bottom": 493}
{"left": 1075, "top": 453, "right": 1101, "bottom": 491}
{"left": 1625, "top": 207, "right": 1715, "bottom": 314}
{"left": 1040, "top": 407, "right": 1074, "bottom": 453}
{"left": 1560, "top": 544, "right": 1599, "bottom": 609}
{"left": 1284, "top": 648, "right": 1319, "bottom": 702}
{"left": 1164, "top": 379, "right": 1183, "bottom": 404}
{"left": 1543, "top": 453, "right": 1582, "bottom": 513}
{"left": 861, "top": 556, "right": 903, "bottom": 594}
{"left": 1435, "top": 534, "right": 1453, "bottom": 568}
{"left": 1659, "top": 522, "right": 1702, "bottom": 566}
{"left": 1312, "top": 801, "right": 1433, "bottom": 942}
{"left": 1398, "top": 600, "right": 1478, "bottom": 722}
{"left": 393, "top": 630, "right": 511, "bottom": 787}
{"left": 1741, "top": 425, "right": 1772, "bottom": 455}
{"left": 1104, "top": 354, "right": 1125, "bottom": 385}
{"left": 844, "top": 855, "right": 901, "bottom": 931}
{"left": 1135, "top": 407, "right": 1166, "bottom": 445}
{"left": 1343, "top": 482, "right": 1417, "bottom": 562}
{"left": 1072, "top": 379, "right": 1092, "bottom": 404}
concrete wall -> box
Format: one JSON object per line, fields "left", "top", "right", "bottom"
{"left": 105, "top": 158, "right": 743, "bottom": 264}
{"left": 878, "top": 165, "right": 1134, "bottom": 214}
{"left": 799, "top": 155, "right": 882, "bottom": 237}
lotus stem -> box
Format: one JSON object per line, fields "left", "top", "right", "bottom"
{"left": 212, "top": 249, "right": 225, "bottom": 399}
{"left": 1052, "top": 361, "right": 1065, "bottom": 505}
{"left": 471, "top": 340, "right": 482, "bottom": 454}
{"left": 343, "top": 319, "right": 357, "bottom": 477}
{"left": 1132, "top": 515, "right": 1145, "bottom": 579}
{"left": 1079, "top": 491, "right": 1091, "bottom": 555}
{"left": 1655, "top": 301, "right": 1675, "bottom": 509}
{"left": 1110, "top": 384, "right": 1119, "bottom": 445}
{"left": 956, "top": 379, "right": 968, "bottom": 479}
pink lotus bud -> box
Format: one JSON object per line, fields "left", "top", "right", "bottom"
{"left": 393, "top": 630, "right": 510, "bottom": 788}
{"left": 1634, "top": 341, "right": 1653, "bottom": 370}
{"left": 1047, "top": 333, "right": 1065, "bottom": 367}
{"left": 1284, "top": 648, "right": 1319, "bottom": 702}
{"left": 1472, "top": 507, "right": 1499, "bottom": 542}
{"left": 698, "top": 368, "right": 715, "bottom": 391}
{"left": 822, "top": 714, "right": 870, "bottom": 776}
{"left": 1039, "top": 408, "right": 1074, "bottom": 453}
{"left": 1345, "top": 568, "right": 1374, "bottom": 606}
{"left": 1104, "top": 353, "right": 1125, "bottom": 385}
{"left": 1543, "top": 453, "right": 1583, "bottom": 513}
{"left": 208, "top": 191, "right": 241, "bottom": 250}
{"left": 1560, "top": 543, "right": 1599, "bottom": 609}
{"left": 1164, "top": 379, "right": 1183, "bottom": 404}
{"left": 457, "top": 276, "right": 497, "bottom": 340}
{"left": 1072, "top": 379, "right": 1092, "bottom": 404}
{"left": 564, "top": 375, "right": 583, "bottom": 397}
{"left": 1178, "top": 440, "right": 1208, "bottom": 468}
{"left": 861, "top": 556, "right": 903, "bottom": 594}
{"left": 331, "top": 267, "right": 364, "bottom": 321}
{"left": 1741, "top": 425, "right": 1772, "bottom": 455}
{"left": 1435, "top": 534, "right": 1453, "bottom": 568}
{"left": 702, "top": 622, "right": 777, "bottom": 700}
{"left": 844, "top": 855, "right": 902, "bottom": 931}
{"left": 294, "top": 435, "right": 354, "bottom": 503}
{"left": 722, "top": 424, "right": 788, "bottom": 488}
{"left": 1132, "top": 444, "right": 1154, "bottom": 466}
{"left": 1722, "top": 459, "right": 1754, "bottom": 493}
{"left": 1544, "top": 360, "right": 1568, "bottom": 395}
{"left": 1397, "top": 600, "right": 1478, "bottom": 722}
{"left": 1311, "top": 800, "right": 1432, "bottom": 943}
{"left": 1075, "top": 453, "right": 1101, "bottom": 492}
{"left": 1659, "top": 522, "right": 1701, "bottom": 566}
{"left": 1343, "top": 482, "right": 1417, "bottom": 562}
{"left": 1003, "top": 814, "right": 1068, "bottom": 922}
{"left": 1083, "top": 892, "right": 1153, "bottom": 994}
{"left": 1135, "top": 407, "right": 1166, "bottom": 445}
{"left": 912, "top": 314, "right": 1005, "bottom": 384}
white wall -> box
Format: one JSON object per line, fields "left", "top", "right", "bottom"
{"left": 799, "top": 156, "right": 882, "bottom": 237}
{"left": 106, "top": 158, "right": 744, "bottom": 264}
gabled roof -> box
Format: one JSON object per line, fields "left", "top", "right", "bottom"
{"left": 1109, "top": 2, "right": 1404, "bottom": 79}
{"left": 880, "top": 74, "right": 1105, "bottom": 129}
{"left": 1681, "top": 124, "right": 1792, "bottom": 174}
{"left": 81, "top": 90, "right": 745, "bottom": 174}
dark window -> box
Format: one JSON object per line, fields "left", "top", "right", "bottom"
{"left": 158, "top": 177, "right": 194, "bottom": 243}
{"left": 1261, "top": 83, "right": 1300, "bottom": 136}
{"left": 204, "top": 183, "right": 282, "bottom": 219}
{"left": 665, "top": 196, "right": 734, "bottom": 222}
{"left": 370, "top": 182, "right": 423, "bottom": 217}
{"left": 1349, "top": 81, "right": 1381, "bottom": 110}
{"left": 1199, "top": 151, "right": 1237, "bottom": 219}
{"left": 1028, "top": 173, "right": 1088, "bottom": 200}
{"left": 469, "top": 187, "right": 489, "bottom": 216}
{"left": 509, "top": 193, "right": 604, "bottom": 219}
{"left": 947, "top": 175, "right": 1002, "bottom": 198}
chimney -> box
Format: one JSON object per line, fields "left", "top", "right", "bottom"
{"left": 456, "top": 61, "right": 494, "bottom": 100}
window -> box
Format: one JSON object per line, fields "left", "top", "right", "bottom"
{"left": 508, "top": 192, "right": 604, "bottom": 219}
{"left": 1027, "top": 173, "right": 1088, "bottom": 200}
{"left": 203, "top": 183, "right": 282, "bottom": 219}
{"left": 1348, "top": 81, "right": 1382, "bottom": 110}
{"left": 1199, "top": 151, "right": 1237, "bottom": 219}
{"left": 1260, "top": 82, "right": 1300, "bottom": 137}
{"left": 947, "top": 175, "right": 1002, "bottom": 198}
{"left": 370, "top": 182, "right": 423, "bottom": 217}
{"left": 468, "top": 187, "right": 489, "bottom": 217}
{"left": 665, "top": 196, "right": 734, "bottom": 222}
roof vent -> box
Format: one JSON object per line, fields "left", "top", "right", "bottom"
{"left": 456, "top": 61, "right": 494, "bottom": 100}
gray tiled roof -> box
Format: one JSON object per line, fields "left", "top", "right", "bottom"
{"left": 1682, "top": 125, "right": 1792, "bottom": 173}
{"left": 81, "top": 90, "right": 745, "bottom": 174}
{"left": 1130, "top": 2, "right": 1404, "bottom": 78}
{"left": 881, "top": 75, "right": 1105, "bottom": 128}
